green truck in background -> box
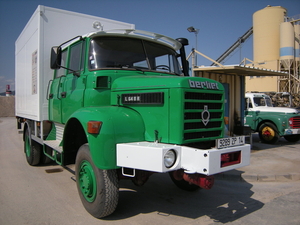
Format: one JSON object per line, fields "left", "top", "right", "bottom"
{"left": 15, "top": 5, "right": 250, "bottom": 218}
{"left": 245, "top": 92, "right": 300, "bottom": 144}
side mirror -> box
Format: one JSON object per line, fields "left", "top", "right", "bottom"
{"left": 50, "top": 46, "right": 62, "bottom": 69}
{"left": 176, "top": 38, "right": 189, "bottom": 46}
{"left": 176, "top": 38, "right": 189, "bottom": 76}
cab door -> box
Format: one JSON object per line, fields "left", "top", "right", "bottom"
{"left": 48, "top": 40, "right": 86, "bottom": 124}
{"left": 60, "top": 41, "right": 86, "bottom": 124}
{"left": 48, "top": 50, "right": 67, "bottom": 123}
{"left": 244, "top": 97, "right": 256, "bottom": 129}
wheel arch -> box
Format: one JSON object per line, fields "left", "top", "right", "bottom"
{"left": 63, "top": 118, "right": 88, "bottom": 165}
{"left": 257, "top": 119, "right": 279, "bottom": 133}
{"left": 65, "top": 106, "right": 145, "bottom": 169}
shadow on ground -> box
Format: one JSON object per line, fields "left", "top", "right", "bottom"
{"left": 104, "top": 172, "right": 264, "bottom": 223}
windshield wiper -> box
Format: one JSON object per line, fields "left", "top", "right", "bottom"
{"left": 106, "top": 65, "right": 145, "bottom": 74}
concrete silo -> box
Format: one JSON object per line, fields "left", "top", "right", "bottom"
{"left": 246, "top": 5, "right": 300, "bottom": 94}
{"left": 280, "top": 22, "right": 295, "bottom": 70}
{"left": 253, "top": 5, "right": 286, "bottom": 66}
{"left": 246, "top": 6, "right": 287, "bottom": 92}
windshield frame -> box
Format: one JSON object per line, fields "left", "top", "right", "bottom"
{"left": 88, "top": 36, "right": 181, "bottom": 75}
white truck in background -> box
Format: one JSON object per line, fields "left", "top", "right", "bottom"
{"left": 244, "top": 93, "right": 300, "bottom": 144}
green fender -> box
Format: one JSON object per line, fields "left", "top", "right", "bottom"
{"left": 257, "top": 117, "right": 283, "bottom": 135}
{"left": 69, "top": 106, "right": 145, "bottom": 169}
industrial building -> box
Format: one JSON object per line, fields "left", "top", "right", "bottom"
{"left": 249, "top": 5, "right": 299, "bottom": 94}
{"left": 190, "top": 5, "right": 300, "bottom": 136}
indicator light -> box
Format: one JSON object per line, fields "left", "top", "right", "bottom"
{"left": 87, "top": 121, "right": 102, "bottom": 134}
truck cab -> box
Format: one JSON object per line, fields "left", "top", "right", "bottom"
{"left": 48, "top": 30, "right": 185, "bottom": 124}
{"left": 244, "top": 92, "right": 300, "bottom": 143}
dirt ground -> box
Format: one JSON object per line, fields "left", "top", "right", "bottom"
{"left": 0, "top": 96, "right": 15, "bottom": 117}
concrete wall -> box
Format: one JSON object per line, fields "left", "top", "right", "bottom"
{"left": 0, "top": 96, "right": 15, "bottom": 117}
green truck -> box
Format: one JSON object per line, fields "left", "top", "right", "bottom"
{"left": 245, "top": 93, "right": 300, "bottom": 144}
{"left": 16, "top": 6, "right": 250, "bottom": 218}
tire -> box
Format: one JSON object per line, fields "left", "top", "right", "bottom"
{"left": 24, "top": 128, "right": 41, "bottom": 166}
{"left": 169, "top": 172, "right": 200, "bottom": 192}
{"left": 258, "top": 122, "right": 279, "bottom": 144}
{"left": 284, "top": 134, "right": 300, "bottom": 142}
{"left": 40, "top": 146, "right": 53, "bottom": 164}
{"left": 75, "top": 144, "right": 119, "bottom": 218}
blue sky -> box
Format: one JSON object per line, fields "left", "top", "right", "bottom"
{"left": 0, "top": 0, "right": 299, "bottom": 92}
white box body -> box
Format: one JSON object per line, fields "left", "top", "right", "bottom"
{"left": 117, "top": 142, "right": 251, "bottom": 175}
{"left": 15, "top": 5, "right": 135, "bottom": 121}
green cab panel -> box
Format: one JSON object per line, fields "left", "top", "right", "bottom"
{"left": 69, "top": 106, "right": 145, "bottom": 169}
{"left": 111, "top": 75, "right": 224, "bottom": 92}
{"left": 111, "top": 76, "right": 225, "bottom": 144}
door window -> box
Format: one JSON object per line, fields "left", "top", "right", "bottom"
{"left": 55, "top": 50, "right": 67, "bottom": 78}
{"left": 69, "top": 41, "right": 85, "bottom": 74}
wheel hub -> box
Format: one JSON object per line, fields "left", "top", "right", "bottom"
{"left": 79, "top": 161, "right": 96, "bottom": 202}
{"left": 262, "top": 127, "right": 275, "bottom": 140}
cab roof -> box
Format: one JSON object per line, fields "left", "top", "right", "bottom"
{"left": 86, "top": 29, "right": 182, "bottom": 51}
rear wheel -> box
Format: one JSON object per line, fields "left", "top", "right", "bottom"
{"left": 24, "top": 128, "right": 41, "bottom": 166}
{"left": 75, "top": 144, "right": 119, "bottom": 218}
{"left": 258, "top": 122, "right": 279, "bottom": 144}
{"left": 284, "top": 134, "right": 300, "bottom": 142}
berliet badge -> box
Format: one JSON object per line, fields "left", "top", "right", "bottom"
{"left": 201, "top": 105, "right": 210, "bottom": 126}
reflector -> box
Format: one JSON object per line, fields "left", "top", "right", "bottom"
{"left": 87, "top": 121, "right": 102, "bottom": 134}
{"left": 221, "top": 151, "right": 241, "bottom": 167}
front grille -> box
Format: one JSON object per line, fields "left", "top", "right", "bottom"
{"left": 185, "top": 102, "right": 222, "bottom": 110}
{"left": 290, "top": 116, "right": 300, "bottom": 128}
{"left": 184, "top": 121, "right": 222, "bottom": 130}
{"left": 184, "top": 131, "right": 222, "bottom": 140}
{"left": 183, "top": 91, "right": 224, "bottom": 142}
{"left": 185, "top": 112, "right": 222, "bottom": 120}
{"left": 185, "top": 92, "right": 222, "bottom": 101}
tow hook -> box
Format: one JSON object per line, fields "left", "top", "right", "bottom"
{"left": 172, "top": 170, "right": 214, "bottom": 190}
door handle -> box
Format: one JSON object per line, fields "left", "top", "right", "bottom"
{"left": 61, "top": 92, "right": 67, "bottom": 98}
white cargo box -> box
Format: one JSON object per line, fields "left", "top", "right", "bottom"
{"left": 15, "top": 5, "right": 135, "bottom": 121}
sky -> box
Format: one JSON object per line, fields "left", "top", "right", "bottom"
{"left": 0, "top": 0, "right": 299, "bottom": 93}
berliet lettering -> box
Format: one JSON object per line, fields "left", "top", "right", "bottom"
{"left": 189, "top": 79, "right": 219, "bottom": 90}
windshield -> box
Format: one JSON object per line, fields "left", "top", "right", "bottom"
{"left": 253, "top": 96, "right": 273, "bottom": 107}
{"left": 88, "top": 36, "right": 181, "bottom": 75}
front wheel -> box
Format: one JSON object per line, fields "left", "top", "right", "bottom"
{"left": 284, "top": 134, "right": 300, "bottom": 142}
{"left": 258, "top": 122, "right": 279, "bottom": 144}
{"left": 75, "top": 144, "right": 119, "bottom": 218}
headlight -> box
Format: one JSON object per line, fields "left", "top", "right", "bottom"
{"left": 164, "top": 150, "right": 176, "bottom": 168}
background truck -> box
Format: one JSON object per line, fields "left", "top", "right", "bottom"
{"left": 16, "top": 5, "right": 250, "bottom": 218}
{"left": 244, "top": 93, "right": 300, "bottom": 144}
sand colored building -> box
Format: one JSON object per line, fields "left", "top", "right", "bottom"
{"left": 246, "top": 5, "right": 300, "bottom": 93}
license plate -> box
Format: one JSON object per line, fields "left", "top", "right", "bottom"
{"left": 216, "top": 136, "right": 245, "bottom": 149}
